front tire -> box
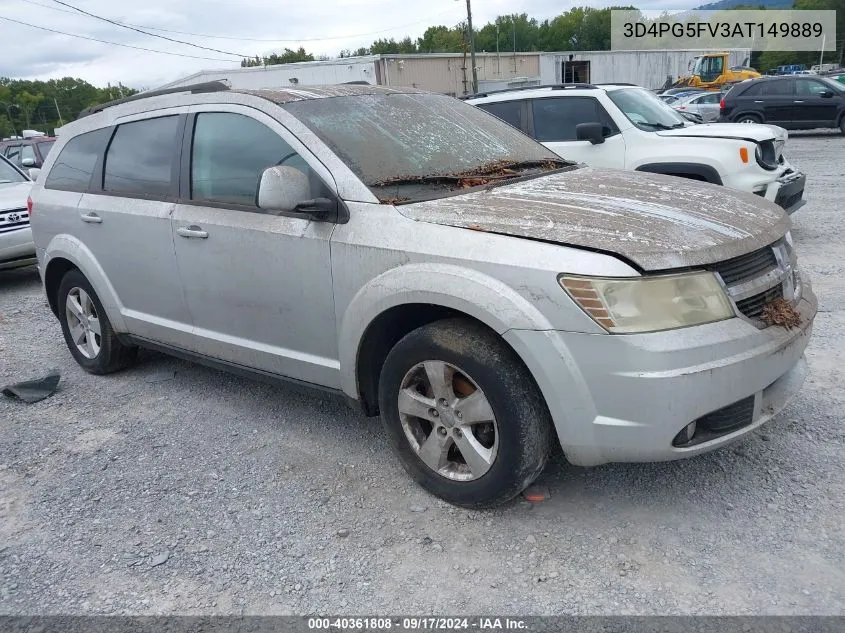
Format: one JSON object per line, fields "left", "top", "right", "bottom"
{"left": 57, "top": 269, "right": 137, "bottom": 374}
{"left": 378, "top": 318, "right": 554, "bottom": 508}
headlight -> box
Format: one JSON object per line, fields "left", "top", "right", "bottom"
{"left": 559, "top": 272, "right": 735, "bottom": 334}
{"left": 755, "top": 140, "right": 778, "bottom": 170}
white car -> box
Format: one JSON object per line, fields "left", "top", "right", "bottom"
{"left": 0, "top": 154, "right": 35, "bottom": 270}
{"left": 466, "top": 84, "right": 806, "bottom": 214}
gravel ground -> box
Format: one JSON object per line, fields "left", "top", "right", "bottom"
{"left": 1, "top": 132, "right": 844, "bottom": 616}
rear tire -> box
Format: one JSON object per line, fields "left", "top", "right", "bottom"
{"left": 735, "top": 113, "right": 762, "bottom": 124}
{"left": 57, "top": 269, "right": 138, "bottom": 375}
{"left": 378, "top": 318, "right": 554, "bottom": 508}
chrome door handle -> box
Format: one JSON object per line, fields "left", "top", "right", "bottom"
{"left": 176, "top": 225, "right": 208, "bottom": 239}
{"left": 794, "top": 100, "right": 804, "bottom": 103}
{"left": 80, "top": 212, "right": 102, "bottom": 223}
{"left": 754, "top": 100, "right": 764, "bottom": 103}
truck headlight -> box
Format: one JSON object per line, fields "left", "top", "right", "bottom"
{"left": 755, "top": 140, "right": 778, "bottom": 170}
{"left": 559, "top": 272, "right": 735, "bottom": 334}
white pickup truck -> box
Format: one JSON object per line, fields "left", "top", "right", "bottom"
{"left": 467, "top": 83, "right": 806, "bottom": 214}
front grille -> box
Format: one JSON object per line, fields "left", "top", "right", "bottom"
{"left": 710, "top": 245, "right": 777, "bottom": 285}
{"left": 735, "top": 284, "right": 783, "bottom": 319}
{"left": 0, "top": 208, "right": 30, "bottom": 234}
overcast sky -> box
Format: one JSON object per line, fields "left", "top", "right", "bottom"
{"left": 1, "top": 0, "right": 698, "bottom": 89}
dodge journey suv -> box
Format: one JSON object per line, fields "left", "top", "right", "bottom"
{"left": 29, "top": 83, "right": 816, "bottom": 507}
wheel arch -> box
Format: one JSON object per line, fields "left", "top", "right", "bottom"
{"left": 340, "top": 264, "right": 556, "bottom": 416}
{"left": 635, "top": 162, "right": 723, "bottom": 185}
{"left": 42, "top": 235, "right": 127, "bottom": 332}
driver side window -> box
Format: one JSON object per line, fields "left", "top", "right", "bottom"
{"left": 191, "top": 112, "right": 320, "bottom": 208}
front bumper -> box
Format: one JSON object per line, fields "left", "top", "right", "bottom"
{"left": 759, "top": 169, "right": 807, "bottom": 215}
{"left": 504, "top": 285, "right": 817, "bottom": 467}
{"left": 0, "top": 226, "right": 36, "bottom": 270}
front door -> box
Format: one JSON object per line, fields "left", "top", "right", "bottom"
{"left": 529, "top": 96, "right": 626, "bottom": 168}
{"left": 171, "top": 107, "right": 340, "bottom": 388}
{"left": 793, "top": 78, "right": 840, "bottom": 125}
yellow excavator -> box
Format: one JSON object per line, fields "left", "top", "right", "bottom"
{"left": 671, "top": 53, "right": 761, "bottom": 91}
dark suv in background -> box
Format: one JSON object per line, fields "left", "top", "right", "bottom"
{"left": 719, "top": 76, "right": 845, "bottom": 133}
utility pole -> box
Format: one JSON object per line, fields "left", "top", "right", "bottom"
{"left": 465, "top": 0, "right": 478, "bottom": 93}
{"left": 54, "top": 98, "right": 64, "bottom": 126}
{"left": 496, "top": 23, "right": 500, "bottom": 75}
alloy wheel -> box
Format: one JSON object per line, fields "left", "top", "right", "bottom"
{"left": 65, "top": 287, "right": 102, "bottom": 359}
{"left": 397, "top": 360, "right": 499, "bottom": 481}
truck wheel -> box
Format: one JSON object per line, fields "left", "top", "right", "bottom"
{"left": 736, "top": 113, "right": 762, "bottom": 124}
{"left": 378, "top": 318, "right": 554, "bottom": 508}
{"left": 57, "top": 269, "right": 138, "bottom": 374}
{"left": 839, "top": 114, "right": 845, "bottom": 135}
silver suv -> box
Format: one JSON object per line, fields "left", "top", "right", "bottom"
{"left": 29, "top": 83, "right": 816, "bottom": 507}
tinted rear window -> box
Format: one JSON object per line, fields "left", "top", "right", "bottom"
{"left": 104, "top": 116, "right": 180, "bottom": 196}
{"left": 44, "top": 128, "right": 111, "bottom": 192}
{"left": 477, "top": 101, "right": 523, "bottom": 130}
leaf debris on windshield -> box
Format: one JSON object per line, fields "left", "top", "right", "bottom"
{"left": 371, "top": 158, "right": 570, "bottom": 194}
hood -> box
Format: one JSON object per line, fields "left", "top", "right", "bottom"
{"left": 397, "top": 167, "right": 790, "bottom": 271}
{"left": 0, "top": 182, "right": 33, "bottom": 211}
{"left": 655, "top": 122, "right": 786, "bottom": 144}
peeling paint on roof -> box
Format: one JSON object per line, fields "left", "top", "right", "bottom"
{"left": 235, "top": 85, "right": 426, "bottom": 105}
{"left": 398, "top": 167, "right": 790, "bottom": 271}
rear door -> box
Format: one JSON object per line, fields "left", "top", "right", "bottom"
{"left": 761, "top": 79, "right": 795, "bottom": 124}
{"left": 74, "top": 110, "right": 193, "bottom": 345}
{"left": 170, "top": 106, "right": 339, "bottom": 387}
{"left": 794, "top": 78, "right": 839, "bottom": 125}
{"left": 527, "top": 96, "right": 625, "bottom": 167}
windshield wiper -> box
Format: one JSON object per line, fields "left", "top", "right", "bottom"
{"left": 639, "top": 121, "right": 686, "bottom": 130}
{"left": 369, "top": 158, "right": 572, "bottom": 187}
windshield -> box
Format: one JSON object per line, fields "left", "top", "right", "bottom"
{"left": 284, "top": 93, "right": 565, "bottom": 200}
{"left": 820, "top": 77, "right": 845, "bottom": 93}
{"left": 37, "top": 140, "right": 55, "bottom": 158}
{"left": 0, "top": 156, "right": 27, "bottom": 184}
{"left": 607, "top": 88, "right": 687, "bottom": 131}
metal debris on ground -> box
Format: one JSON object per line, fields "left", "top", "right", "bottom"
{"left": 761, "top": 298, "right": 801, "bottom": 329}
{"left": 1, "top": 369, "right": 61, "bottom": 403}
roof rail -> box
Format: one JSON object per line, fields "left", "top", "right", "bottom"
{"left": 592, "top": 82, "right": 639, "bottom": 86}
{"left": 77, "top": 81, "right": 231, "bottom": 119}
{"left": 459, "top": 82, "right": 597, "bottom": 100}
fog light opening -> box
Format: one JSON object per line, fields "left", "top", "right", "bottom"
{"left": 673, "top": 421, "right": 697, "bottom": 447}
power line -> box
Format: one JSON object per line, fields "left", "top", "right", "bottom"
{"left": 49, "top": 0, "right": 248, "bottom": 57}
{"left": 17, "top": 0, "right": 460, "bottom": 43}
{"left": 0, "top": 15, "right": 237, "bottom": 61}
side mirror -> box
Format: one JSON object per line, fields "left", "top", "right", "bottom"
{"left": 820, "top": 90, "right": 834, "bottom": 98}
{"left": 575, "top": 122, "right": 605, "bottom": 145}
{"left": 21, "top": 157, "right": 36, "bottom": 167}
{"left": 27, "top": 168, "right": 41, "bottom": 181}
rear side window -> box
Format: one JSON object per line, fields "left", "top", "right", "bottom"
{"left": 44, "top": 128, "right": 110, "bottom": 192}
{"left": 531, "top": 97, "right": 617, "bottom": 142}
{"left": 739, "top": 83, "right": 764, "bottom": 96}
{"left": 477, "top": 101, "right": 523, "bottom": 130}
{"left": 104, "top": 116, "right": 180, "bottom": 196}
{"left": 762, "top": 81, "right": 793, "bottom": 96}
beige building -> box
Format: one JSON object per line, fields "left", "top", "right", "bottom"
{"left": 158, "top": 49, "right": 749, "bottom": 95}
